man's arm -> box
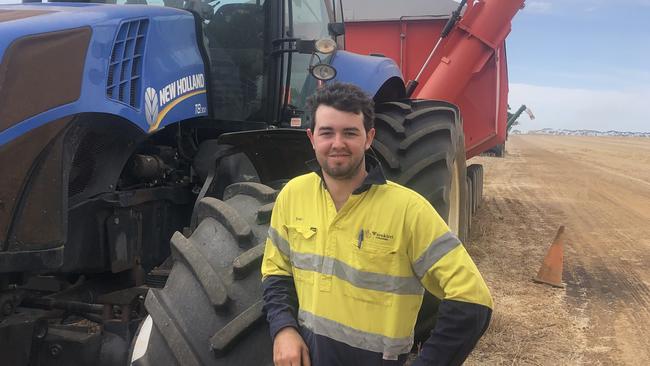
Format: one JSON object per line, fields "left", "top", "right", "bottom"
{"left": 261, "top": 187, "right": 311, "bottom": 366}
{"left": 262, "top": 275, "right": 299, "bottom": 338}
{"left": 262, "top": 276, "right": 311, "bottom": 366}
{"left": 413, "top": 299, "right": 491, "bottom": 366}
{"left": 261, "top": 187, "right": 297, "bottom": 335}
{"left": 408, "top": 202, "right": 493, "bottom": 366}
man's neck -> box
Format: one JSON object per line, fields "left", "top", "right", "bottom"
{"left": 323, "top": 161, "right": 368, "bottom": 212}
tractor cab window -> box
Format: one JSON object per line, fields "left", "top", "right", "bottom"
{"left": 285, "top": 0, "right": 332, "bottom": 127}
{"left": 292, "top": 0, "right": 329, "bottom": 39}
{"left": 203, "top": 1, "right": 267, "bottom": 121}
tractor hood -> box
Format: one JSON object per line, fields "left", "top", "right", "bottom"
{"left": 0, "top": 3, "right": 209, "bottom": 145}
{"left": 0, "top": 3, "right": 185, "bottom": 66}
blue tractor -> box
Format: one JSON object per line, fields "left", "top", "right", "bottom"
{"left": 0, "top": 0, "right": 470, "bottom": 364}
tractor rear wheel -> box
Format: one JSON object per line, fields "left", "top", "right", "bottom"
{"left": 372, "top": 99, "right": 469, "bottom": 342}
{"left": 373, "top": 99, "right": 469, "bottom": 241}
{"left": 130, "top": 183, "right": 276, "bottom": 366}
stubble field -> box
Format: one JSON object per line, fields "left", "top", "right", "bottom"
{"left": 464, "top": 135, "right": 650, "bottom": 365}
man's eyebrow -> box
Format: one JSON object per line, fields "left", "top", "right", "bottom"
{"left": 317, "top": 126, "right": 334, "bottom": 132}
{"left": 343, "top": 127, "right": 361, "bottom": 132}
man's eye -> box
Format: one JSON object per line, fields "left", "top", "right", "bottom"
{"left": 319, "top": 131, "right": 333, "bottom": 136}
{"left": 345, "top": 131, "right": 358, "bottom": 137}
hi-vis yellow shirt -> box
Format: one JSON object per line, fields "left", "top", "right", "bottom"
{"left": 261, "top": 171, "right": 493, "bottom": 358}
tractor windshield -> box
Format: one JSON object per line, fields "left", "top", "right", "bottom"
{"left": 285, "top": 0, "right": 332, "bottom": 127}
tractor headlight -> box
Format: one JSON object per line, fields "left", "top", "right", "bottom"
{"left": 310, "top": 64, "right": 337, "bottom": 81}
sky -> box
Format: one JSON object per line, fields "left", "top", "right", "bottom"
{"left": 505, "top": 0, "right": 650, "bottom": 132}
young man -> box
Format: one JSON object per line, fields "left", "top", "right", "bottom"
{"left": 261, "top": 82, "right": 493, "bottom": 366}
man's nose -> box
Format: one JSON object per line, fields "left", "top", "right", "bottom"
{"left": 331, "top": 133, "right": 345, "bottom": 148}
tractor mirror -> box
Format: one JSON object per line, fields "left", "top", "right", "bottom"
{"left": 296, "top": 40, "right": 316, "bottom": 54}
{"left": 328, "top": 22, "right": 345, "bottom": 37}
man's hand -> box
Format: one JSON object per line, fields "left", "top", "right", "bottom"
{"left": 273, "top": 327, "right": 311, "bottom": 366}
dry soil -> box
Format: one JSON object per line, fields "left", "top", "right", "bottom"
{"left": 464, "top": 135, "right": 650, "bottom": 365}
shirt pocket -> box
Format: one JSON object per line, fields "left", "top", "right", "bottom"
{"left": 286, "top": 225, "right": 318, "bottom": 285}
{"left": 342, "top": 239, "right": 398, "bottom": 306}
{"left": 286, "top": 225, "right": 317, "bottom": 247}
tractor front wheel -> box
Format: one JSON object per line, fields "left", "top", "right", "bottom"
{"left": 130, "top": 183, "right": 277, "bottom": 366}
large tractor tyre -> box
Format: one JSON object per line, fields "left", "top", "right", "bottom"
{"left": 373, "top": 99, "right": 469, "bottom": 242}
{"left": 130, "top": 182, "right": 277, "bottom": 366}
{"left": 372, "top": 100, "right": 469, "bottom": 343}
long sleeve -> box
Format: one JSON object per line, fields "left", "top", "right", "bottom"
{"left": 262, "top": 275, "right": 300, "bottom": 339}
{"left": 407, "top": 200, "right": 493, "bottom": 365}
{"left": 261, "top": 187, "right": 298, "bottom": 339}
{"left": 412, "top": 299, "right": 491, "bottom": 366}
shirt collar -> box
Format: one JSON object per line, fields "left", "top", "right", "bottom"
{"left": 305, "top": 153, "right": 387, "bottom": 194}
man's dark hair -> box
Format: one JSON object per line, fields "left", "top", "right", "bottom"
{"left": 306, "top": 82, "right": 375, "bottom": 132}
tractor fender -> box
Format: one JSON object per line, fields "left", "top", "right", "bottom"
{"left": 217, "top": 128, "right": 314, "bottom": 184}
{"left": 330, "top": 50, "right": 405, "bottom": 100}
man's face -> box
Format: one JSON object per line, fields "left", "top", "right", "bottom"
{"left": 307, "top": 105, "right": 375, "bottom": 180}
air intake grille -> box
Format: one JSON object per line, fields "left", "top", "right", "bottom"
{"left": 107, "top": 19, "right": 148, "bottom": 108}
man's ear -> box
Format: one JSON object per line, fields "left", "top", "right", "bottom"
{"left": 306, "top": 128, "right": 315, "bottom": 149}
{"left": 365, "top": 128, "right": 376, "bottom": 150}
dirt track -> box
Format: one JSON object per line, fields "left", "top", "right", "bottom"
{"left": 464, "top": 135, "right": 650, "bottom": 365}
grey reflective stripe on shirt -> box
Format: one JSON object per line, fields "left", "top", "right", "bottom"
{"left": 267, "top": 227, "right": 290, "bottom": 257}
{"left": 291, "top": 251, "right": 423, "bottom": 295}
{"left": 412, "top": 231, "right": 462, "bottom": 279}
{"left": 298, "top": 310, "right": 413, "bottom": 357}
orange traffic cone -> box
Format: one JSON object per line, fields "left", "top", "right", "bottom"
{"left": 533, "top": 226, "right": 565, "bottom": 288}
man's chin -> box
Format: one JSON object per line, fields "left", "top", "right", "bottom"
{"left": 323, "top": 165, "right": 358, "bottom": 180}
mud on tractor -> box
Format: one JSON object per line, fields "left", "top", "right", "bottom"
{"left": 0, "top": 0, "right": 523, "bottom": 364}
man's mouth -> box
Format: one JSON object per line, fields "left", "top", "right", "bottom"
{"left": 328, "top": 150, "right": 351, "bottom": 157}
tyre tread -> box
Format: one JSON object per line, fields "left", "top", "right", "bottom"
{"left": 398, "top": 123, "right": 452, "bottom": 151}
{"left": 209, "top": 300, "right": 265, "bottom": 355}
{"left": 196, "top": 197, "right": 253, "bottom": 245}
{"left": 223, "top": 182, "right": 277, "bottom": 202}
{"left": 145, "top": 289, "right": 202, "bottom": 366}
{"left": 170, "top": 232, "right": 229, "bottom": 309}
{"left": 233, "top": 244, "right": 265, "bottom": 278}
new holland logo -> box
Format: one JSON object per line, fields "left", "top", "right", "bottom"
{"left": 144, "top": 74, "right": 206, "bottom": 132}
{"left": 144, "top": 87, "right": 159, "bottom": 127}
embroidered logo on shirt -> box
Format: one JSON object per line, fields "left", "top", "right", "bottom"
{"left": 364, "top": 229, "right": 394, "bottom": 242}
